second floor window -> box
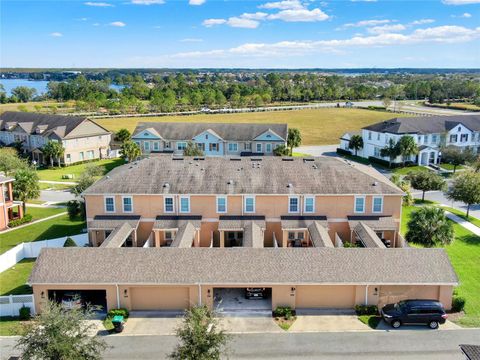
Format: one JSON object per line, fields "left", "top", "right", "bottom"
{"left": 244, "top": 196, "right": 255, "bottom": 213}
{"left": 105, "top": 197, "right": 115, "bottom": 213}
{"left": 217, "top": 196, "right": 227, "bottom": 213}
{"left": 450, "top": 134, "right": 458, "bottom": 143}
{"left": 123, "top": 197, "right": 133, "bottom": 213}
{"left": 304, "top": 196, "right": 314, "bottom": 213}
{"left": 355, "top": 196, "right": 365, "bottom": 213}
{"left": 432, "top": 134, "right": 438, "bottom": 143}
{"left": 289, "top": 197, "right": 299, "bottom": 213}
{"left": 164, "top": 197, "right": 174, "bottom": 213}
{"left": 180, "top": 196, "right": 190, "bottom": 213}
{"left": 372, "top": 196, "right": 383, "bottom": 213}
{"left": 461, "top": 134, "right": 469, "bottom": 142}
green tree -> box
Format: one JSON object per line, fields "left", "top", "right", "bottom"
{"left": 121, "top": 140, "right": 141, "bottom": 162}
{"left": 406, "top": 170, "right": 445, "bottom": 202}
{"left": 16, "top": 300, "right": 107, "bottom": 360}
{"left": 406, "top": 207, "right": 454, "bottom": 247}
{"left": 11, "top": 86, "right": 37, "bottom": 103}
{"left": 396, "top": 135, "right": 418, "bottom": 166}
{"left": 380, "top": 138, "right": 400, "bottom": 167}
{"left": 169, "top": 305, "right": 230, "bottom": 360}
{"left": 390, "top": 173, "right": 414, "bottom": 206}
{"left": 382, "top": 97, "right": 392, "bottom": 109}
{"left": 447, "top": 171, "right": 480, "bottom": 218}
{"left": 72, "top": 172, "right": 96, "bottom": 197}
{"left": 183, "top": 141, "right": 204, "bottom": 157}
{"left": 348, "top": 135, "right": 363, "bottom": 156}
{"left": 63, "top": 237, "right": 78, "bottom": 247}
{"left": 0, "top": 148, "right": 27, "bottom": 176}
{"left": 287, "top": 128, "right": 302, "bottom": 156}
{"left": 441, "top": 146, "right": 476, "bottom": 173}
{"left": 42, "top": 141, "right": 65, "bottom": 167}
{"left": 13, "top": 167, "right": 40, "bottom": 214}
{"left": 273, "top": 144, "right": 290, "bottom": 156}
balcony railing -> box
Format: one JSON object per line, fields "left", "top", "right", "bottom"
{"left": 334, "top": 233, "right": 344, "bottom": 248}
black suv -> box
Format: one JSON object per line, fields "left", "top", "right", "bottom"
{"left": 381, "top": 300, "right": 447, "bottom": 329}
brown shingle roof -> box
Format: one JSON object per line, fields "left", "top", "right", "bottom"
{"left": 87, "top": 215, "right": 141, "bottom": 230}
{"left": 308, "top": 222, "right": 333, "bottom": 248}
{"left": 100, "top": 223, "right": 134, "bottom": 248}
{"left": 29, "top": 247, "right": 458, "bottom": 285}
{"left": 243, "top": 222, "right": 264, "bottom": 248}
{"left": 354, "top": 223, "right": 386, "bottom": 248}
{"left": 84, "top": 156, "right": 403, "bottom": 196}
{"left": 347, "top": 216, "right": 398, "bottom": 231}
{"left": 170, "top": 222, "right": 195, "bottom": 248}
{"left": 153, "top": 216, "right": 202, "bottom": 230}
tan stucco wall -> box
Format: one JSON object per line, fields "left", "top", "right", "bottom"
{"left": 295, "top": 285, "right": 356, "bottom": 308}
{"left": 378, "top": 285, "right": 453, "bottom": 310}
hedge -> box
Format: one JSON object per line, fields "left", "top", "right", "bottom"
{"left": 355, "top": 305, "right": 378, "bottom": 316}
{"left": 8, "top": 214, "right": 33, "bottom": 228}
{"left": 336, "top": 148, "right": 352, "bottom": 156}
{"left": 367, "top": 156, "right": 415, "bottom": 169}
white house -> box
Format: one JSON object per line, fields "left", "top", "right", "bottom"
{"left": 339, "top": 115, "right": 480, "bottom": 166}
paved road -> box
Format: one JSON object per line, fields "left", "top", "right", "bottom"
{"left": 2, "top": 329, "right": 479, "bottom": 359}
{"left": 38, "top": 189, "right": 75, "bottom": 203}
{"left": 412, "top": 190, "right": 480, "bottom": 219}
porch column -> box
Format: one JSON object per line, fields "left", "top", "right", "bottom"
{"left": 282, "top": 230, "right": 288, "bottom": 248}
{"left": 132, "top": 231, "right": 137, "bottom": 247}
{"left": 90, "top": 231, "right": 97, "bottom": 247}
{"left": 195, "top": 231, "right": 201, "bottom": 247}
{"left": 219, "top": 230, "right": 225, "bottom": 248}
{"left": 154, "top": 231, "right": 160, "bottom": 247}
{"left": 18, "top": 204, "right": 24, "bottom": 219}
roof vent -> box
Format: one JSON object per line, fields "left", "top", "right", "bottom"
{"left": 227, "top": 179, "right": 234, "bottom": 185}
{"left": 373, "top": 181, "right": 379, "bottom": 186}
{"left": 194, "top": 157, "right": 205, "bottom": 161}
{"left": 106, "top": 175, "right": 110, "bottom": 179}
{"left": 303, "top": 158, "right": 314, "bottom": 162}
{"left": 251, "top": 158, "right": 262, "bottom": 161}
{"left": 287, "top": 183, "right": 293, "bottom": 188}
{"left": 172, "top": 157, "right": 184, "bottom": 161}
{"left": 230, "top": 157, "right": 241, "bottom": 161}
{"left": 282, "top": 157, "right": 294, "bottom": 161}
{"left": 163, "top": 183, "right": 170, "bottom": 188}
{"left": 312, "top": 164, "right": 318, "bottom": 169}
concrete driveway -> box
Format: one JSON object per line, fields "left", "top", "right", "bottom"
{"left": 289, "top": 309, "right": 370, "bottom": 333}
{"left": 120, "top": 311, "right": 183, "bottom": 336}
{"left": 294, "top": 145, "right": 338, "bottom": 157}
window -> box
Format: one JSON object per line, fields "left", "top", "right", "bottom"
{"left": 424, "top": 135, "right": 428, "bottom": 143}
{"left": 122, "top": 196, "right": 133, "bottom": 213}
{"left": 372, "top": 196, "right": 383, "bottom": 213}
{"left": 374, "top": 147, "right": 381, "bottom": 158}
{"left": 164, "top": 197, "right": 174, "bottom": 213}
{"left": 179, "top": 196, "right": 190, "bottom": 213}
{"left": 461, "top": 134, "right": 469, "bottom": 142}
{"left": 144, "top": 141, "right": 150, "bottom": 151}
{"left": 417, "top": 136, "right": 422, "bottom": 143}
{"left": 228, "top": 143, "right": 238, "bottom": 152}
{"left": 289, "top": 196, "right": 299, "bottom": 213}
{"left": 450, "top": 134, "right": 458, "bottom": 143}
{"left": 165, "top": 231, "right": 174, "bottom": 241}
{"left": 164, "top": 141, "right": 171, "bottom": 149}
{"left": 209, "top": 143, "right": 219, "bottom": 152}
{"left": 377, "top": 133, "right": 380, "bottom": 141}
{"left": 256, "top": 143, "right": 262, "bottom": 153}
{"left": 105, "top": 196, "right": 115, "bottom": 213}
{"left": 197, "top": 143, "right": 205, "bottom": 151}
{"left": 368, "top": 132, "right": 372, "bottom": 140}
{"left": 87, "top": 150, "right": 94, "bottom": 159}
{"left": 354, "top": 196, "right": 365, "bottom": 213}
{"left": 66, "top": 154, "right": 71, "bottom": 162}
{"left": 177, "top": 142, "right": 187, "bottom": 151}
{"left": 304, "top": 196, "right": 314, "bottom": 213}
{"left": 244, "top": 196, "right": 255, "bottom": 213}
{"left": 153, "top": 141, "right": 159, "bottom": 151}
{"left": 244, "top": 143, "right": 252, "bottom": 150}
{"left": 266, "top": 143, "right": 272, "bottom": 153}
{"left": 216, "top": 196, "right": 227, "bottom": 213}
{"left": 432, "top": 134, "right": 438, "bottom": 143}
{"left": 79, "top": 152, "right": 84, "bottom": 161}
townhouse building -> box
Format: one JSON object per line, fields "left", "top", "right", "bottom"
{"left": 131, "top": 122, "right": 288, "bottom": 156}
{"left": 0, "top": 112, "right": 112, "bottom": 165}
{"left": 29, "top": 156, "right": 457, "bottom": 314}
{"left": 0, "top": 175, "right": 23, "bottom": 230}
{"left": 340, "top": 115, "right": 480, "bottom": 166}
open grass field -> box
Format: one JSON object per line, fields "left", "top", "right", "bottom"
{"left": 0, "top": 214, "right": 85, "bottom": 255}
{"left": 26, "top": 206, "right": 66, "bottom": 221}
{"left": 95, "top": 108, "right": 407, "bottom": 146}
{"left": 0, "top": 258, "right": 35, "bottom": 296}
{"left": 402, "top": 203, "right": 480, "bottom": 327}
{"left": 36, "top": 158, "right": 125, "bottom": 182}
{"left": 0, "top": 100, "right": 74, "bottom": 113}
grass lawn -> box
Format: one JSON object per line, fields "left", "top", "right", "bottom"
{"left": 0, "top": 258, "right": 35, "bottom": 296}
{"left": 0, "top": 214, "right": 85, "bottom": 255}
{"left": 0, "top": 316, "right": 27, "bottom": 336}
{"left": 358, "top": 315, "right": 382, "bottom": 329}
{"left": 25, "top": 206, "right": 66, "bottom": 221}
{"left": 0, "top": 100, "right": 74, "bottom": 114}
{"left": 36, "top": 158, "right": 125, "bottom": 182}
{"left": 392, "top": 165, "right": 431, "bottom": 176}
{"left": 439, "top": 163, "right": 464, "bottom": 171}
{"left": 440, "top": 206, "right": 480, "bottom": 228}
{"left": 95, "top": 108, "right": 409, "bottom": 146}
{"left": 38, "top": 182, "right": 72, "bottom": 191}
{"left": 402, "top": 204, "right": 480, "bottom": 327}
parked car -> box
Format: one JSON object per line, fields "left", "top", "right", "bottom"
{"left": 381, "top": 299, "right": 447, "bottom": 329}
{"left": 245, "top": 288, "right": 267, "bottom": 299}
{"left": 61, "top": 292, "right": 83, "bottom": 310}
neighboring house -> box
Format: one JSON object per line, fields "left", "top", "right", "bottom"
{"left": 0, "top": 112, "right": 112, "bottom": 165}
{"left": 131, "top": 122, "right": 288, "bottom": 156}
{"left": 0, "top": 175, "right": 23, "bottom": 230}
{"left": 29, "top": 156, "right": 458, "bottom": 313}
{"left": 339, "top": 115, "right": 480, "bottom": 166}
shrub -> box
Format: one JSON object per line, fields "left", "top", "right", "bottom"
{"left": 19, "top": 306, "right": 31, "bottom": 320}
{"left": 336, "top": 148, "right": 351, "bottom": 156}
{"left": 367, "top": 105, "right": 387, "bottom": 111}
{"left": 273, "top": 306, "right": 294, "bottom": 319}
{"left": 367, "top": 156, "right": 405, "bottom": 168}
{"left": 67, "top": 200, "right": 81, "bottom": 220}
{"left": 343, "top": 241, "right": 358, "bottom": 248}
{"left": 107, "top": 308, "right": 129, "bottom": 319}
{"left": 63, "top": 237, "right": 77, "bottom": 247}
{"left": 451, "top": 296, "right": 466, "bottom": 312}
{"left": 355, "top": 305, "right": 378, "bottom": 316}
{"left": 8, "top": 213, "right": 33, "bottom": 227}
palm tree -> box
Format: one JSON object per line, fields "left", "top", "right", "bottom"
{"left": 380, "top": 138, "right": 399, "bottom": 167}
{"left": 348, "top": 135, "right": 363, "bottom": 156}
{"left": 42, "top": 141, "right": 65, "bottom": 167}
{"left": 406, "top": 207, "right": 454, "bottom": 247}
{"left": 287, "top": 128, "right": 302, "bottom": 156}
{"left": 397, "top": 135, "right": 418, "bottom": 167}
{"left": 120, "top": 140, "right": 141, "bottom": 162}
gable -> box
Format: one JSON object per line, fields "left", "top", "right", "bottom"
{"left": 192, "top": 129, "right": 223, "bottom": 142}
{"left": 254, "top": 129, "right": 285, "bottom": 142}
{"left": 132, "top": 128, "right": 162, "bottom": 140}
{"left": 447, "top": 123, "right": 473, "bottom": 135}
{"left": 64, "top": 120, "right": 111, "bottom": 139}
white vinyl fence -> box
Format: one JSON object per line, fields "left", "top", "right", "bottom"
{"left": 0, "top": 294, "right": 35, "bottom": 317}
{"left": 0, "top": 233, "right": 88, "bottom": 273}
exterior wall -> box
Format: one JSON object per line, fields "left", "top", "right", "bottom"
{"left": 378, "top": 285, "right": 453, "bottom": 310}
{"left": 63, "top": 133, "right": 111, "bottom": 164}
{"left": 295, "top": 285, "right": 356, "bottom": 308}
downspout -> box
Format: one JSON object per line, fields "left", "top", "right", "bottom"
{"left": 2, "top": 184, "right": 8, "bottom": 226}
{"left": 365, "top": 285, "right": 369, "bottom": 305}
{"left": 116, "top": 284, "right": 120, "bottom": 309}
{"left": 198, "top": 283, "right": 202, "bottom": 306}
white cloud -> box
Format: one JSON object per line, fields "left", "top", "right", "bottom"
{"left": 109, "top": 21, "right": 126, "bottom": 27}
{"left": 93, "top": 23, "right": 100, "bottom": 26}
{"left": 259, "top": 0, "right": 304, "bottom": 10}
{"left": 226, "top": 17, "right": 260, "bottom": 28}
{"left": 344, "top": 19, "right": 392, "bottom": 27}
{"left": 202, "top": 18, "right": 227, "bottom": 27}
{"left": 411, "top": 19, "right": 435, "bottom": 25}
{"left": 368, "top": 24, "right": 406, "bottom": 34}
{"left": 130, "top": 0, "right": 164, "bottom": 4}
{"left": 50, "top": 32, "right": 63, "bottom": 37}
{"left": 84, "top": 2, "right": 113, "bottom": 6}
{"left": 267, "top": 8, "right": 329, "bottom": 22}
{"left": 180, "top": 38, "right": 203, "bottom": 42}
{"left": 442, "top": 0, "right": 480, "bottom": 4}
{"left": 189, "top": 0, "right": 206, "bottom": 5}
{"left": 240, "top": 12, "right": 269, "bottom": 20}
{"left": 351, "top": 0, "right": 377, "bottom": 2}
{"left": 460, "top": 12, "right": 473, "bottom": 17}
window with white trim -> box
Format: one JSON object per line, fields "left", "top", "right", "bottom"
{"left": 288, "top": 196, "right": 299, "bottom": 213}
{"left": 266, "top": 143, "right": 272, "bottom": 153}
{"left": 105, "top": 196, "right": 115, "bottom": 213}
{"left": 180, "top": 196, "right": 190, "bottom": 213}
{"left": 244, "top": 196, "right": 255, "bottom": 213}
{"left": 354, "top": 196, "right": 365, "bottom": 213}
{"left": 177, "top": 142, "right": 187, "bottom": 151}
{"left": 144, "top": 141, "right": 150, "bottom": 151}
{"left": 164, "top": 196, "right": 174, "bottom": 213}
{"left": 228, "top": 143, "right": 238, "bottom": 152}
{"left": 372, "top": 196, "right": 383, "bottom": 213}
{"left": 216, "top": 196, "right": 227, "bottom": 213}
{"left": 304, "top": 196, "right": 315, "bottom": 213}
{"left": 153, "top": 141, "right": 160, "bottom": 151}
{"left": 256, "top": 143, "right": 262, "bottom": 153}
{"left": 122, "top": 196, "right": 133, "bottom": 213}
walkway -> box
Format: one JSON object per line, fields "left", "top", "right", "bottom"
{"left": 39, "top": 180, "right": 77, "bottom": 185}
{"left": 444, "top": 210, "right": 480, "bottom": 236}
{"left": 0, "top": 211, "right": 67, "bottom": 234}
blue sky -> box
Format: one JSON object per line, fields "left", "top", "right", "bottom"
{"left": 1, "top": 0, "right": 479, "bottom": 68}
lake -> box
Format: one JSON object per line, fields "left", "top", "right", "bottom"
{"left": 0, "top": 79, "right": 124, "bottom": 96}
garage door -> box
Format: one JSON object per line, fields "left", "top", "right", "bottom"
{"left": 295, "top": 285, "right": 355, "bottom": 309}
{"left": 379, "top": 285, "right": 440, "bottom": 307}
{"left": 130, "top": 287, "right": 190, "bottom": 311}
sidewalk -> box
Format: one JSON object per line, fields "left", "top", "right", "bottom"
{"left": 0, "top": 212, "right": 67, "bottom": 234}
{"left": 39, "top": 180, "right": 77, "bottom": 185}
{"left": 443, "top": 209, "right": 480, "bottom": 236}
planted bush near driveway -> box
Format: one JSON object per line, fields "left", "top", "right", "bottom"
{"left": 355, "top": 305, "right": 378, "bottom": 316}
